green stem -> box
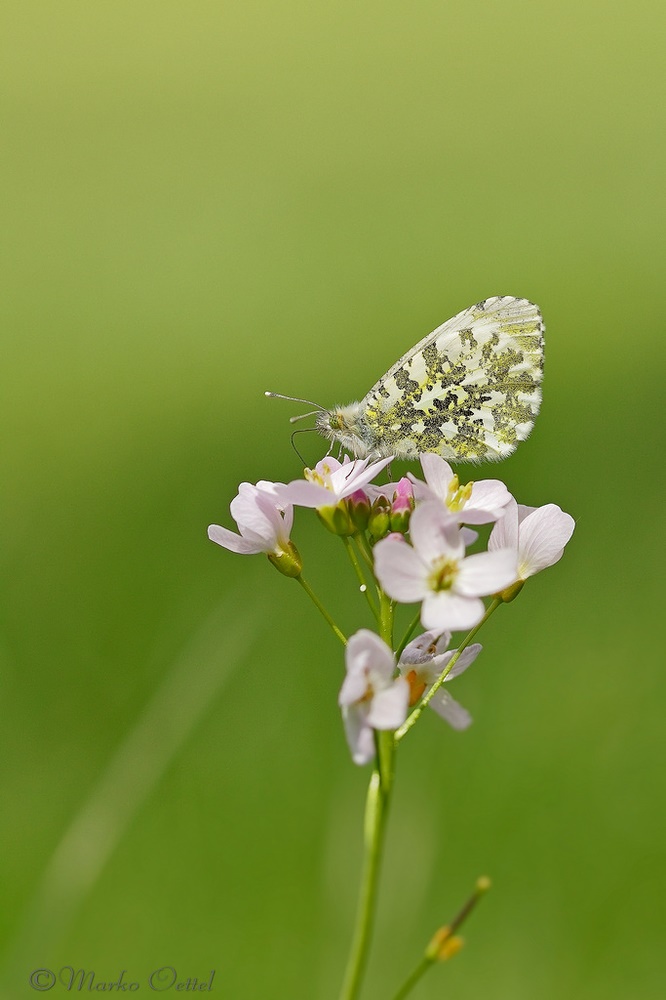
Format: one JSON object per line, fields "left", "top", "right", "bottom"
{"left": 391, "top": 957, "right": 431, "bottom": 1000}
{"left": 395, "top": 598, "right": 502, "bottom": 742}
{"left": 354, "top": 531, "right": 376, "bottom": 570}
{"left": 390, "top": 876, "right": 491, "bottom": 1000}
{"left": 339, "top": 733, "right": 395, "bottom": 1000}
{"left": 342, "top": 537, "right": 379, "bottom": 621}
{"left": 395, "top": 609, "right": 422, "bottom": 660}
{"left": 297, "top": 575, "right": 347, "bottom": 646}
{"left": 338, "top": 593, "right": 395, "bottom": 1000}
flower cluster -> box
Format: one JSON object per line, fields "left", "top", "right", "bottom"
{"left": 208, "top": 453, "right": 575, "bottom": 764}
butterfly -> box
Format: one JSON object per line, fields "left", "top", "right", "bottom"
{"left": 268, "top": 296, "right": 544, "bottom": 463}
{"left": 308, "top": 295, "right": 544, "bottom": 464}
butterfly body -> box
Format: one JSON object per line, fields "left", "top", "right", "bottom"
{"left": 317, "top": 296, "right": 544, "bottom": 463}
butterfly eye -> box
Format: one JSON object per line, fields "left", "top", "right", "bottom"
{"left": 329, "top": 414, "right": 344, "bottom": 430}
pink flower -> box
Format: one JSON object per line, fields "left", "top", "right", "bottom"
{"left": 489, "top": 499, "right": 575, "bottom": 582}
{"left": 208, "top": 482, "right": 292, "bottom": 555}
{"left": 278, "top": 455, "right": 392, "bottom": 509}
{"left": 374, "top": 502, "right": 517, "bottom": 630}
{"left": 399, "top": 630, "right": 482, "bottom": 729}
{"left": 410, "top": 454, "right": 512, "bottom": 524}
{"left": 339, "top": 630, "right": 409, "bottom": 765}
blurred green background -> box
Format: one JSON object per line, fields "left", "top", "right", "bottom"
{"left": 1, "top": 2, "right": 664, "bottom": 997}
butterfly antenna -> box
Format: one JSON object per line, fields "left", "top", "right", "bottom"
{"left": 265, "top": 391, "right": 327, "bottom": 412}
{"left": 290, "top": 427, "right": 316, "bottom": 465}
{"left": 289, "top": 410, "right": 320, "bottom": 424}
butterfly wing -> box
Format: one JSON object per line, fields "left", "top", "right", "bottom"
{"left": 360, "top": 296, "right": 544, "bottom": 462}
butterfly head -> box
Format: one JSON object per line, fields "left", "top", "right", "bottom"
{"left": 316, "top": 403, "right": 369, "bottom": 458}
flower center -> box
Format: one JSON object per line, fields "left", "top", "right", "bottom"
{"left": 305, "top": 463, "right": 333, "bottom": 488}
{"left": 446, "top": 475, "right": 474, "bottom": 512}
{"left": 428, "top": 556, "right": 459, "bottom": 592}
{"left": 404, "top": 669, "right": 427, "bottom": 706}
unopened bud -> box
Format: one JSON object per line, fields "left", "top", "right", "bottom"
{"left": 389, "top": 477, "right": 414, "bottom": 534}
{"left": 316, "top": 501, "right": 355, "bottom": 536}
{"left": 438, "top": 935, "right": 464, "bottom": 961}
{"left": 425, "top": 926, "right": 451, "bottom": 961}
{"left": 368, "top": 497, "right": 391, "bottom": 542}
{"left": 348, "top": 489, "right": 371, "bottom": 531}
{"left": 499, "top": 579, "right": 524, "bottom": 603}
{"left": 267, "top": 541, "right": 303, "bottom": 577}
{"left": 425, "top": 927, "right": 465, "bottom": 962}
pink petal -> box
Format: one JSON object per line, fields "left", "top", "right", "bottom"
{"left": 331, "top": 455, "right": 393, "bottom": 496}
{"left": 229, "top": 486, "right": 278, "bottom": 544}
{"left": 277, "top": 480, "right": 338, "bottom": 508}
{"left": 207, "top": 524, "right": 264, "bottom": 554}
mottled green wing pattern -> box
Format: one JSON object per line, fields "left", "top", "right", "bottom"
{"left": 361, "top": 296, "right": 544, "bottom": 462}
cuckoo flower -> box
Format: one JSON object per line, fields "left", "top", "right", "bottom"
{"left": 279, "top": 455, "right": 393, "bottom": 509}
{"left": 399, "top": 630, "right": 483, "bottom": 730}
{"left": 208, "top": 482, "right": 301, "bottom": 576}
{"left": 339, "top": 629, "right": 409, "bottom": 765}
{"left": 410, "top": 454, "right": 512, "bottom": 524}
{"left": 489, "top": 499, "right": 575, "bottom": 583}
{"left": 373, "top": 502, "right": 517, "bottom": 630}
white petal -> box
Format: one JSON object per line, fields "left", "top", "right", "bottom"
{"left": 517, "top": 505, "right": 576, "bottom": 577}
{"left": 413, "top": 649, "right": 453, "bottom": 683}
{"left": 460, "top": 527, "right": 479, "bottom": 547}
{"left": 517, "top": 503, "right": 538, "bottom": 523}
{"left": 443, "top": 642, "right": 482, "bottom": 680}
{"left": 489, "top": 497, "right": 519, "bottom": 552}
{"left": 463, "top": 479, "right": 513, "bottom": 523}
{"left": 455, "top": 549, "right": 518, "bottom": 597}
{"left": 367, "top": 678, "right": 409, "bottom": 730}
{"left": 207, "top": 523, "right": 264, "bottom": 554}
{"left": 332, "top": 455, "right": 393, "bottom": 496}
{"left": 229, "top": 486, "right": 279, "bottom": 545}
{"left": 421, "top": 592, "right": 485, "bottom": 631}
{"left": 346, "top": 629, "right": 396, "bottom": 685}
{"left": 373, "top": 537, "right": 429, "bottom": 603}
{"left": 420, "top": 453, "right": 454, "bottom": 499}
{"left": 409, "top": 502, "right": 464, "bottom": 562}
{"left": 429, "top": 689, "right": 472, "bottom": 730}
{"left": 342, "top": 705, "right": 375, "bottom": 765}
{"left": 276, "top": 480, "right": 338, "bottom": 508}
{"left": 399, "top": 629, "right": 452, "bottom": 666}
{"left": 338, "top": 670, "right": 369, "bottom": 707}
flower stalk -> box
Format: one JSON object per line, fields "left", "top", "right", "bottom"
{"left": 207, "top": 451, "right": 575, "bottom": 999}
{"left": 391, "top": 877, "right": 491, "bottom": 1000}
{"left": 338, "top": 601, "right": 395, "bottom": 1000}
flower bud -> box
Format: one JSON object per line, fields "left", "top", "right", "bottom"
{"left": 316, "top": 501, "right": 355, "bottom": 536}
{"left": 389, "top": 477, "right": 415, "bottom": 534}
{"left": 267, "top": 541, "right": 303, "bottom": 577}
{"left": 425, "top": 926, "right": 464, "bottom": 962}
{"left": 368, "top": 496, "right": 391, "bottom": 543}
{"left": 348, "top": 489, "right": 371, "bottom": 531}
{"left": 498, "top": 579, "right": 524, "bottom": 603}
